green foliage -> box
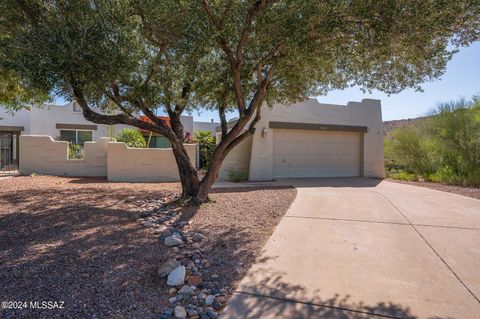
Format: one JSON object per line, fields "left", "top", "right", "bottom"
{"left": 386, "top": 170, "right": 419, "bottom": 182}
{"left": 386, "top": 97, "right": 480, "bottom": 186}
{"left": 193, "top": 131, "right": 216, "bottom": 170}
{"left": 227, "top": 168, "right": 248, "bottom": 182}
{"left": 385, "top": 123, "right": 438, "bottom": 175}
{"left": 68, "top": 144, "right": 83, "bottom": 159}
{"left": 0, "top": 1, "right": 479, "bottom": 113}
{"left": 116, "top": 128, "right": 146, "bottom": 148}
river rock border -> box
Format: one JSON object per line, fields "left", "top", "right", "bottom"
{"left": 136, "top": 201, "right": 227, "bottom": 319}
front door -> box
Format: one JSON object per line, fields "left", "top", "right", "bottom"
{"left": 0, "top": 131, "right": 19, "bottom": 175}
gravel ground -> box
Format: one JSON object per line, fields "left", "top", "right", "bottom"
{"left": 387, "top": 179, "right": 480, "bottom": 200}
{"left": 0, "top": 176, "right": 296, "bottom": 319}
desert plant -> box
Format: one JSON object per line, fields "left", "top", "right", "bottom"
{"left": 116, "top": 128, "right": 146, "bottom": 148}
{"left": 68, "top": 143, "right": 83, "bottom": 159}
{"left": 386, "top": 97, "right": 480, "bottom": 186}
{"left": 227, "top": 168, "right": 248, "bottom": 182}
{"left": 387, "top": 124, "right": 437, "bottom": 176}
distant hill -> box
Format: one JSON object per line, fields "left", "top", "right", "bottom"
{"left": 383, "top": 117, "right": 427, "bottom": 135}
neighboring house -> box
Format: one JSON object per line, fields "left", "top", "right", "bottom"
{"left": 218, "top": 98, "right": 385, "bottom": 181}
{"left": 0, "top": 101, "right": 219, "bottom": 171}
{"left": 0, "top": 102, "right": 196, "bottom": 144}
{"left": 193, "top": 120, "right": 219, "bottom": 137}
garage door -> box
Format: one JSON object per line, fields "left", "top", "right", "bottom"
{"left": 273, "top": 128, "right": 362, "bottom": 178}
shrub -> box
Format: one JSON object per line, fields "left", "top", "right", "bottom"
{"left": 193, "top": 131, "right": 216, "bottom": 170}
{"left": 116, "top": 128, "right": 146, "bottom": 148}
{"left": 387, "top": 171, "right": 419, "bottom": 182}
{"left": 227, "top": 168, "right": 248, "bottom": 182}
{"left": 385, "top": 96, "right": 480, "bottom": 186}
{"left": 68, "top": 143, "right": 83, "bottom": 159}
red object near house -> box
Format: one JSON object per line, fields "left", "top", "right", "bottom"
{"left": 138, "top": 115, "right": 171, "bottom": 133}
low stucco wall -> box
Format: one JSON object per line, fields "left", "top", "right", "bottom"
{"left": 107, "top": 142, "right": 197, "bottom": 182}
{"left": 19, "top": 136, "right": 109, "bottom": 176}
{"left": 219, "top": 135, "right": 253, "bottom": 180}
{"left": 19, "top": 136, "right": 197, "bottom": 182}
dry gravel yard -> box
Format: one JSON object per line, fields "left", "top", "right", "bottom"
{"left": 0, "top": 176, "right": 296, "bottom": 319}
{"left": 387, "top": 179, "right": 480, "bottom": 200}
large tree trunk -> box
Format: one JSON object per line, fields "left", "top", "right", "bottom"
{"left": 170, "top": 139, "right": 200, "bottom": 199}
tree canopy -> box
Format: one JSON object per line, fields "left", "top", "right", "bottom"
{"left": 1, "top": 0, "right": 479, "bottom": 202}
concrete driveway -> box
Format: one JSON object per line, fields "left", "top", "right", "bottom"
{"left": 220, "top": 178, "right": 480, "bottom": 319}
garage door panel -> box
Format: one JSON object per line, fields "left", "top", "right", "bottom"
{"left": 273, "top": 129, "right": 361, "bottom": 178}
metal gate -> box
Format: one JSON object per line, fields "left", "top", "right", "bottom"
{"left": 0, "top": 131, "right": 19, "bottom": 175}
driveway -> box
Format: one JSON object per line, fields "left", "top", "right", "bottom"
{"left": 220, "top": 178, "right": 480, "bottom": 319}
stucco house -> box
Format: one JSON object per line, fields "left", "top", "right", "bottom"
{"left": 0, "top": 101, "right": 219, "bottom": 172}
{"left": 219, "top": 98, "right": 385, "bottom": 181}
{"left": 2, "top": 99, "right": 384, "bottom": 180}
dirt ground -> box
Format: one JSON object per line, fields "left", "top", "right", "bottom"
{"left": 387, "top": 179, "right": 480, "bottom": 200}
{"left": 0, "top": 176, "right": 296, "bottom": 319}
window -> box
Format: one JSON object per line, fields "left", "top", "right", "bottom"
{"left": 60, "top": 130, "right": 93, "bottom": 145}
{"left": 72, "top": 102, "right": 82, "bottom": 113}
{"left": 144, "top": 135, "right": 171, "bottom": 148}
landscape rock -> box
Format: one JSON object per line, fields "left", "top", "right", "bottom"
{"left": 178, "top": 285, "right": 195, "bottom": 296}
{"left": 187, "top": 275, "right": 203, "bottom": 286}
{"left": 167, "top": 266, "right": 186, "bottom": 286}
{"left": 165, "top": 235, "right": 184, "bottom": 247}
{"left": 191, "top": 233, "right": 206, "bottom": 242}
{"left": 142, "top": 221, "right": 156, "bottom": 227}
{"left": 159, "top": 259, "right": 181, "bottom": 277}
{"left": 206, "top": 309, "right": 218, "bottom": 319}
{"left": 174, "top": 306, "right": 187, "bottom": 319}
{"left": 205, "top": 295, "right": 215, "bottom": 305}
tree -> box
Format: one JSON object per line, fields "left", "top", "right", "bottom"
{"left": 1, "top": 0, "right": 479, "bottom": 203}
{"left": 116, "top": 128, "right": 147, "bottom": 148}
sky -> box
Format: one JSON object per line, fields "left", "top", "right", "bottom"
{"left": 55, "top": 41, "right": 480, "bottom": 122}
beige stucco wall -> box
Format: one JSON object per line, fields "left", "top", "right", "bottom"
{"left": 246, "top": 98, "right": 385, "bottom": 180}
{"left": 218, "top": 98, "right": 384, "bottom": 181}
{"left": 19, "top": 136, "right": 109, "bottom": 176}
{"left": 219, "top": 135, "right": 253, "bottom": 180}
{"left": 19, "top": 136, "right": 196, "bottom": 182}
{"left": 107, "top": 142, "right": 197, "bottom": 182}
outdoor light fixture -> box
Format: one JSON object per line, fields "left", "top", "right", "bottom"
{"left": 262, "top": 127, "right": 268, "bottom": 137}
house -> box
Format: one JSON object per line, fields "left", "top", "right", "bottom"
{"left": 218, "top": 98, "right": 385, "bottom": 181}
{"left": 0, "top": 101, "right": 219, "bottom": 171}
{"left": 0, "top": 102, "right": 198, "bottom": 143}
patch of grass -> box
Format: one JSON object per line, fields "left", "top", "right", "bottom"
{"left": 387, "top": 170, "right": 419, "bottom": 182}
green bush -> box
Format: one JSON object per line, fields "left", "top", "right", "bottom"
{"left": 68, "top": 143, "right": 83, "bottom": 159}
{"left": 385, "top": 97, "right": 480, "bottom": 186}
{"left": 227, "top": 168, "right": 248, "bottom": 182}
{"left": 387, "top": 170, "right": 419, "bottom": 182}
{"left": 116, "top": 128, "right": 146, "bottom": 148}
{"left": 193, "top": 130, "right": 216, "bottom": 170}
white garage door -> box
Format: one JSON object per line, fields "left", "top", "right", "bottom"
{"left": 273, "top": 129, "right": 362, "bottom": 178}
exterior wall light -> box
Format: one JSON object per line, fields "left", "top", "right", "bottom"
{"left": 262, "top": 127, "right": 268, "bottom": 137}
